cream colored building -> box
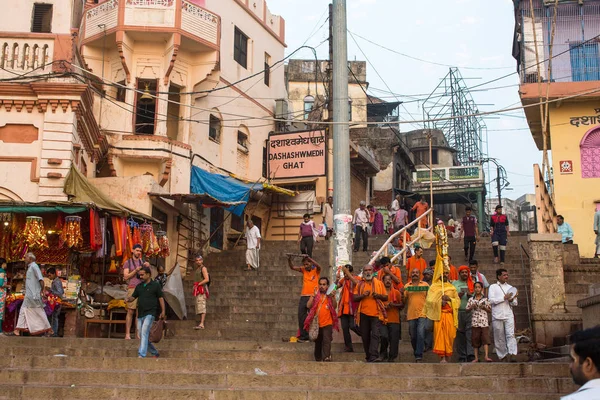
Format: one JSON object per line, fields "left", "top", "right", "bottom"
{"left": 0, "top": 0, "right": 288, "bottom": 266}
{"left": 77, "top": 0, "right": 287, "bottom": 256}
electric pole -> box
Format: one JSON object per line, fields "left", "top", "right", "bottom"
{"left": 327, "top": 3, "right": 335, "bottom": 271}
{"left": 332, "top": 0, "right": 352, "bottom": 277}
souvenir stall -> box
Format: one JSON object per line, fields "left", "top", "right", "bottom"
{"left": 0, "top": 201, "right": 169, "bottom": 338}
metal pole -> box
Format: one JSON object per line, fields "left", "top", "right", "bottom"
{"left": 428, "top": 132, "right": 434, "bottom": 227}
{"left": 496, "top": 165, "right": 502, "bottom": 207}
{"left": 332, "top": 0, "right": 352, "bottom": 279}
{"left": 327, "top": 3, "right": 335, "bottom": 272}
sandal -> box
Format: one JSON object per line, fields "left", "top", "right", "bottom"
{"left": 485, "top": 358, "right": 493, "bottom": 362}
{"left": 323, "top": 356, "right": 332, "bottom": 362}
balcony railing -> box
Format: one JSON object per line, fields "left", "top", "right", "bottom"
{"left": 413, "top": 165, "right": 483, "bottom": 184}
{"left": 82, "top": 0, "right": 219, "bottom": 47}
{"left": 518, "top": 0, "right": 600, "bottom": 84}
{"left": 0, "top": 38, "right": 53, "bottom": 77}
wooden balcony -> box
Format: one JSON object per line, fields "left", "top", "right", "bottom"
{"left": 80, "top": 0, "right": 219, "bottom": 51}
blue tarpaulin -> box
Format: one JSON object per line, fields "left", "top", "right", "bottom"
{"left": 190, "top": 166, "right": 263, "bottom": 216}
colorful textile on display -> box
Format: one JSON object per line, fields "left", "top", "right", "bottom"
{"left": 23, "top": 217, "right": 48, "bottom": 250}
{"left": 193, "top": 282, "right": 210, "bottom": 299}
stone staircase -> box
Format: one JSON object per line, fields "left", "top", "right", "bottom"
{"left": 0, "top": 336, "right": 576, "bottom": 399}
{"left": 0, "top": 234, "right": 577, "bottom": 399}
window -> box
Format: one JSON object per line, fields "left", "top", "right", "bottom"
{"left": 234, "top": 27, "right": 248, "bottom": 69}
{"left": 431, "top": 149, "right": 439, "bottom": 164}
{"left": 264, "top": 53, "right": 271, "bottom": 86}
{"left": 581, "top": 126, "right": 600, "bottom": 178}
{"left": 31, "top": 4, "right": 53, "bottom": 33}
{"left": 237, "top": 130, "right": 248, "bottom": 150}
{"left": 134, "top": 79, "right": 157, "bottom": 135}
{"left": 116, "top": 80, "right": 126, "bottom": 102}
{"left": 570, "top": 43, "right": 600, "bottom": 82}
{"left": 262, "top": 144, "right": 268, "bottom": 178}
{"left": 301, "top": 61, "right": 315, "bottom": 73}
{"left": 303, "top": 95, "right": 314, "bottom": 120}
{"left": 416, "top": 149, "right": 438, "bottom": 165}
{"left": 209, "top": 114, "right": 221, "bottom": 142}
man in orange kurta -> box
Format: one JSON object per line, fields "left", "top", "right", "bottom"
{"left": 289, "top": 255, "right": 321, "bottom": 342}
{"left": 406, "top": 247, "right": 427, "bottom": 278}
{"left": 353, "top": 264, "right": 388, "bottom": 362}
{"left": 378, "top": 256, "right": 404, "bottom": 291}
{"left": 411, "top": 196, "right": 429, "bottom": 228}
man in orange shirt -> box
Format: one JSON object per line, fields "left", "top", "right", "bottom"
{"left": 305, "top": 277, "right": 338, "bottom": 361}
{"left": 447, "top": 255, "right": 459, "bottom": 281}
{"left": 380, "top": 274, "right": 403, "bottom": 362}
{"left": 378, "top": 256, "right": 403, "bottom": 291}
{"left": 404, "top": 267, "right": 430, "bottom": 362}
{"left": 337, "top": 264, "right": 361, "bottom": 352}
{"left": 289, "top": 255, "right": 321, "bottom": 342}
{"left": 353, "top": 264, "right": 388, "bottom": 362}
{"left": 406, "top": 246, "right": 427, "bottom": 278}
{"left": 411, "top": 196, "right": 429, "bottom": 228}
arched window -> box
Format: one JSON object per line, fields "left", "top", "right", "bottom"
{"left": 22, "top": 44, "right": 30, "bottom": 70}
{"left": 303, "top": 95, "right": 314, "bottom": 120}
{"left": 1, "top": 43, "right": 8, "bottom": 68}
{"left": 11, "top": 43, "right": 19, "bottom": 69}
{"left": 581, "top": 126, "right": 600, "bottom": 178}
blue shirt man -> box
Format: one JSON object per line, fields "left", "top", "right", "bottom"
{"left": 557, "top": 215, "right": 574, "bottom": 244}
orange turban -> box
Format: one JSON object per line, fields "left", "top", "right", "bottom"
{"left": 458, "top": 265, "right": 474, "bottom": 293}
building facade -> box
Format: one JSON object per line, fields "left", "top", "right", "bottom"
{"left": 0, "top": 0, "right": 102, "bottom": 203}
{"left": 407, "top": 129, "right": 486, "bottom": 230}
{"left": 514, "top": 0, "right": 600, "bottom": 256}
{"left": 0, "top": 0, "right": 288, "bottom": 266}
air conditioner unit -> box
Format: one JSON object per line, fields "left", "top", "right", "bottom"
{"left": 275, "top": 98, "right": 289, "bottom": 120}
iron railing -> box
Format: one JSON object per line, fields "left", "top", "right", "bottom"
{"left": 368, "top": 209, "right": 433, "bottom": 266}
{"left": 518, "top": 0, "right": 600, "bottom": 84}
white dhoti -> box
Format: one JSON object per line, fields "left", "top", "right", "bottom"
{"left": 15, "top": 306, "right": 52, "bottom": 335}
{"left": 246, "top": 248, "right": 260, "bottom": 269}
{"left": 595, "top": 233, "right": 600, "bottom": 255}
{"left": 492, "top": 318, "right": 518, "bottom": 360}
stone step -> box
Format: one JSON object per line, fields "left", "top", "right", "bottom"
{"left": 0, "top": 355, "right": 570, "bottom": 382}
{"left": 0, "top": 384, "right": 573, "bottom": 400}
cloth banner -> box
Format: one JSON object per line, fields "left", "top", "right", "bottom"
{"left": 163, "top": 263, "right": 187, "bottom": 320}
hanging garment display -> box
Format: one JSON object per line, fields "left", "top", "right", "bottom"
{"left": 23, "top": 216, "right": 49, "bottom": 250}
{"left": 89, "top": 209, "right": 103, "bottom": 251}
{"left": 60, "top": 216, "right": 83, "bottom": 248}
{"left": 156, "top": 231, "right": 170, "bottom": 258}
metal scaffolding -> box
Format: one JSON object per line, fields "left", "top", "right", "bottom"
{"left": 422, "top": 67, "right": 488, "bottom": 166}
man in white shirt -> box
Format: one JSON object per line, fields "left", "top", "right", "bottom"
{"left": 391, "top": 195, "right": 400, "bottom": 214}
{"left": 488, "top": 268, "right": 518, "bottom": 362}
{"left": 245, "top": 220, "right": 261, "bottom": 271}
{"left": 561, "top": 326, "right": 600, "bottom": 400}
{"left": 322, "top": 196, "right": 334, "bottom": 239}
{"left": 353, "top": 201, "right": 370, "bottom": 252}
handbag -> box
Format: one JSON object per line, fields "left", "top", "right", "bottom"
{"left": 149, "top": 319, "right": 166, "bottom": 343}
{"left": 308, "top": 302, "right": 323, "bottom": 342}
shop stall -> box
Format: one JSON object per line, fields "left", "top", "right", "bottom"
{"left": 0, "top": 166, "right": 170, "bottom": 338}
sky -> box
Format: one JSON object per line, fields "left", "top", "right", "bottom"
{"left": 266, "top": 0, "right": 538, "bottom": 199}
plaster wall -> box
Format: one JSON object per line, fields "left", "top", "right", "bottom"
{"left": 548, "top": 101, "right": 600, "bottom": 257}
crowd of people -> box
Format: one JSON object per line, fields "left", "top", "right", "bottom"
{"left": 286, "top": 243, "right": 523, "bottom": 365}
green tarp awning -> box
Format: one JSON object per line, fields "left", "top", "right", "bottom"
{"left": 64, "top": 165, "right": 160, "bottom": 223}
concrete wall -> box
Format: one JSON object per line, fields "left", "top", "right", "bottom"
{"left": 1, "top": 0, "right": 74, "bottom": 34}
{"left": 548, "top": 101, "right": 600, "bottom": 257}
